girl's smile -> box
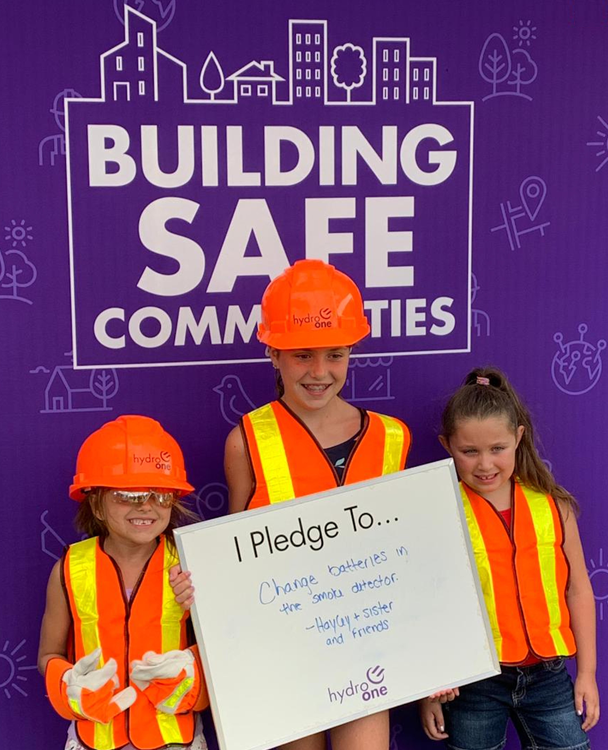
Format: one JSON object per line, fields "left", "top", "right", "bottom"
{"left": 441, "top": 415, "right": 524, "bottom": 508}
{"left": 97, "top": 491, "right": 171, "bottom": 549}
{"left": 271, "top": 347, "right": 351, "bottom": 412}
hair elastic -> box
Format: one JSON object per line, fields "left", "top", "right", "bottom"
{"left": 476, "top": 376, "right": 491, "bottom": 386}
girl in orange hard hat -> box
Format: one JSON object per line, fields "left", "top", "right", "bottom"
{"left": 236, "top": 260, "right": 408, "bottom": 748}
{"left": 178, "top": 259, "right": 411, "bottom": 750}
{"left": 38, "top": 415, "right": 209, "bottom": 750}
{"left": 229, "top": 259, "right": 413, "bottom": 512}
{"left": 170, "top": 259, "right": 458, "bottom": 748}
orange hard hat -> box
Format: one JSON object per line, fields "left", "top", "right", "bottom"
{"left": 69, "top": 415, "right": 194, "bottom": 501}
{"left": 257, "top": 259, "right": 370, "bottom": 349}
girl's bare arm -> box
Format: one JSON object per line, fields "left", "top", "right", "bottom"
{"left": 225, "top": 425, "right": 254, "bottom": 514}
{"left": 561, "top": 504, "right": 600, "bottom": 731}
{"left": 38, "top": 561, "right": 71, "bottom": 674}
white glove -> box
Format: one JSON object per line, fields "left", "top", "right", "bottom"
{"left": 130, "top": 650, "right": 196, "bottom": 714}
{"left": 63, "top": 648, "right": 136, "bottom": 723}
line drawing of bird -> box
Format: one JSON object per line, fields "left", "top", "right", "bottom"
{"left": 213, "top": 374, "right": 257, "bottom": 426}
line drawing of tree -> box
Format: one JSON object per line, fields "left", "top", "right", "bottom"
{"left": 89, "top": 369, "right": 119, "bottom": 409}
{"left": 507, "top": 49, "right": 537, "bottom": 98}
{"left": 0, "top": 249, "right": 37, "bottom": 304}
{"left": 200, "top": 51, "right": 225, "bottom": 100}
{"left": 479, "top": 33, "right": 512, "bottom": 100}
{"left": 330, "top": 43, "right": 367, "bottom": 102}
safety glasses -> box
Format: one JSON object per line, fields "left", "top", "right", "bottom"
{"left": 104, "top": 489, "right": 178, "bottom": 508}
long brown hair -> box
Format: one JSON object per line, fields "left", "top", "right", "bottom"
{"left": 441, "top": 367, "right": 578, "bottom": 512}
{"left": 74, "top": 489, "right": 199, "bottom": 555}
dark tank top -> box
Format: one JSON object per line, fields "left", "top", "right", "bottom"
{"left": 323, "top": 410, "right": 364, "bottom": 481}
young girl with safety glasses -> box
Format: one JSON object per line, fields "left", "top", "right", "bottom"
{"left": 38, "top": 415, "right": 209, "bottom": 750}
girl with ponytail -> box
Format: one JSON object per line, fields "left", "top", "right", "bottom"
{"left": 420, "top": 367, "right": 599, "bottom": 749}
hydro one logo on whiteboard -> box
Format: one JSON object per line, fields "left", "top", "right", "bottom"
{"left": 66, "top": 8, "right": 473, "bottom": 368}
{"left": 327, "top": 665, "right": 388, "bottom": 705}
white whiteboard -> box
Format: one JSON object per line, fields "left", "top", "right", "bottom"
{"left": 174, "top": 459, "right": 499, "bottom": 750}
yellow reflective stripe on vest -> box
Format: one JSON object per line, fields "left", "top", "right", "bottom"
{"left": 158, "top": 541, "right": 187, "bottom": 745}
{"left": 161, "top": 541, "right": 183, "bottom": 652}
{"left": 460, "top": 486, "right": 504, "bottom": 660}
{"left": 248, "top": 404, "right": 295, "bottom": 504}
{"left": 69, "top": 538, "right": 102, "bottom": 656}
{"left": 520, "top": 486, "right": 569, "bottom": 654}
{"left": 377, "top": 414, "right": 404, "bottom": 475}
{"left": 68, "top": 538, "right": 114, "bottom": 750}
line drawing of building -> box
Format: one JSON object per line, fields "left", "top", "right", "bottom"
{"left": 73, "top": 6, "right": 446, "bottom": 109}
{"left": 289, "top": 20, "right": 327, "bottom": 103}
{"left": 373, "top": 39, "right": 409, "bottom": 104}
{"left": 410, "top": 57, "right": 436, "bottom": 103}
{"left": 100, "top": 7, "right": 187, "bottom": 102}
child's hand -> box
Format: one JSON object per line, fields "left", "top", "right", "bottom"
{"left": 575, "top": 672, "right": 600, "bottom": 731}
{"left": 63, "top": 648, "right": 136, "bottom": 723}
{"left": 419, "top": 696, "right": 448, "bottom": 740}
{"left": 130, "top": 649, "right": 200, "bottom": 715}
{"left": 169, "top": 565, "right": 194, "bottom": 611}
{"left": 427, "top": 687, "right": 459, "bottom": 703}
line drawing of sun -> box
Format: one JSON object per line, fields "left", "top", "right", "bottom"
{"left": 588, "top": 548, "right": 608, "bottom": 622}
{"left": 4, "top": 219, "right": 33, "bottom": 249}
{"left": 586, "top": 115, "right": 608, "bottom": 173}
{"left": 0, "top": 638, "right": 38, "bottom": 699}
{"left": 513, "top": 20, "right": 537, "bottom": 48}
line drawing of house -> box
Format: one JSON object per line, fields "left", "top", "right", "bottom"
{"left": 32, "top": 354, "right": 120, "bottom": 413}
{"left": 227, "top": 61, "right": 284, "bottom": 102}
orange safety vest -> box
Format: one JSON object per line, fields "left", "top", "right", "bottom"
{"left": 241, "top": 400, "right": 411, "bottom": 509}
{"left": 461, "top": 480, "right": 576, "bottom": 665}
{"left": 61, "top": 535, "right": 198, "bottom": 750}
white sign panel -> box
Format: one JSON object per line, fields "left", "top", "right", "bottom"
{"left": 174, "top": 459, "right": 498, "bottom": 750}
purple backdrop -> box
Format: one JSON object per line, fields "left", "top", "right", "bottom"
{"left": 1, "top": 1, "right": 607, "bottom": 748}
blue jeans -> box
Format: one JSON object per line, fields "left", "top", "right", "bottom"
{"left": 443, "top": 659, "right": 590, "bottom": 750}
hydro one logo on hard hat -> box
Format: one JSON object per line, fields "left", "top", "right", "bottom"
{"left": 133, "top": 450, "right": 172, "bottom": 471}
{"left": 292, "top": 308, "right": 333, "bottom": 329}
